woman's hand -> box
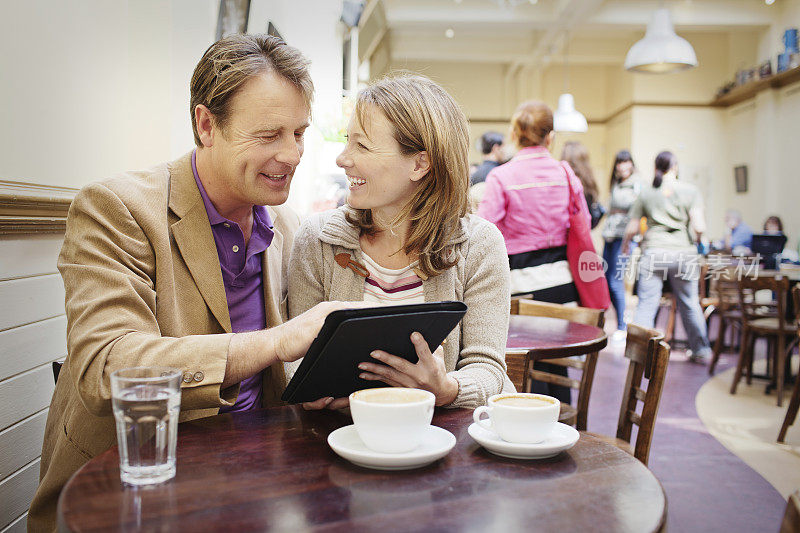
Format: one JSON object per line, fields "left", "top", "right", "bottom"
{"left": 357, "top": 332, "right": 459, "bottom": 406}
{"left": 302, "top": 397, "right": 349, "bottom": 410}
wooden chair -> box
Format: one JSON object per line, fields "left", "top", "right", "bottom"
{"left": 52, "top": 360, "right": 64, "bottom": 384}
{"left": 588, "top": 324, "right": 670, "bottom": 466}
{"left": 708, "top": 269, "right": 744, "bottom": 375}
{"left": 511, "top": 299, "right": 604, "bottom": 431}
{"left": 777, "top": 287, "right": 800, "bottom": 442}
{"left": 779, "top": 491, "right": 800, "bottom": 533}
{"left": 731, "top": 275, "right": 797, "bottom": 406}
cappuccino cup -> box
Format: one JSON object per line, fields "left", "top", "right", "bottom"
{"left": 349, "top": 388, "right": 435, "bottom": 454}
{"left": 473, "top": 393, "right": 559, "bottom": 444}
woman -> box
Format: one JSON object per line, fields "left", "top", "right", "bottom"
{"left": 288, "top": 74, "right": 513, "bottom": 410}
{"left": 478, "top": 100, "right": 591, "bottom": 403}
{"left": 624, "top": 151, "right": 712, "bottom": 363}
{"left": 601, "top": 150, "right": 641, "bottom": 340}
{"left": 764, "top": 216, "right": 784, "bottom": 235}
{"left": 561, "top": 141, "right": 605, "bottom": 229}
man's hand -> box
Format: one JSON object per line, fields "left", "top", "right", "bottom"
{"left": 224, "top": 301, "right": 373, "bottom": 388}
{"left": 274, "top": 301, "right": 374, "bottom": 363}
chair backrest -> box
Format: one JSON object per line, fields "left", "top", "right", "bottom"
{"left": 515, "top": 299, "right": 604, "bottom": 430}
{"left": 52, "top": 360, "right": 64, "bottom": 384}
{"left": 780, "top": 491, "right": 800, "bottom": 533}
{"left": 714, "top": 268, "right": 740, "bottom": 315}
{"left": 793, "top": 286, "right": 800, "bottom": 326}
{"left": 738, "top": 275, "right": 788, "bottom": 329}
{"left": 617, "top": 323, "right": 670, "bottom": 466}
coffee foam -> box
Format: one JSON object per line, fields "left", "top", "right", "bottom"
{"left": 353, "top": 388, "right": 429, "bottom": 404}
{"left": 493, "top": 395, "right": 556, "bottom": 407}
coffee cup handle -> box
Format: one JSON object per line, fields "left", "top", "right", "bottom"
{"left": 473, "top": 406, "right": 493, "bottom": 431}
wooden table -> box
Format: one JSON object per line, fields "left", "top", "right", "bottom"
{"left": 505, "top": 315, "right": 608, "bottom": 392}
{"left": 506, "top": 315, "right": 608, "bottom": 359}
{"left": 59, "top": 407, "right": 666, "bottom": 532}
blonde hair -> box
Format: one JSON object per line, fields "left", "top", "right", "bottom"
{"left": 345, "top": 74, "right": 470, "bottom": 278}
{"left": 190, "top": 33, "right": 313, "bottom": 146}
{"left": 510, "top": 100, "right": 553, "bottom": 148}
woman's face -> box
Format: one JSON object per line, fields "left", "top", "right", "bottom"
{"left": 336, "top": 105, "right": 424, "bottom": 220}
{"left": 616, "top": 160, "right": 633, "bottom": 180}
{"left": 765, "top": 221, "right": 781, "bottom": 234}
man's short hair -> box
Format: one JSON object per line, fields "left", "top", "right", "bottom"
{"left": 190, "top": 33, "right": 313, "bottom": 147}
{"left": 480, "top": 131, "right": 504, "bottom": 155}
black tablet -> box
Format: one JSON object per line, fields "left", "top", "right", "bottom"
{"left": 281, "top": 301, "right": 468, "bottom": 404}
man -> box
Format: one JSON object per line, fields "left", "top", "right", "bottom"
{"left": 29, "top": 34, "right": 351, "bottom": 532}
{"left": 715, "top": 209, "right": 753, "bottom": 252}
{"left": 469, "top": 131, "right": 504, "bottom": 185}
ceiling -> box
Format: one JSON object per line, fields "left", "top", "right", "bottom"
{"left": 380, "top": 0, "right": 777, "bottom": 69}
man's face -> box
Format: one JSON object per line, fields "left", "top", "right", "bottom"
{"left": 207, "top": 71, "right": 309, "bottom": 210}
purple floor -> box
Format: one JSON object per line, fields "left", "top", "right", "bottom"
{"left": 583, "top": 320, "right": 787, "bottom": 532}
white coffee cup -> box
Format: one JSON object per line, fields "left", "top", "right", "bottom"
{"left": 349, "top": 387, "right": 435, "bottom": 454}
{"left": 473, "top": 393, "right": 560, "bottom": 444}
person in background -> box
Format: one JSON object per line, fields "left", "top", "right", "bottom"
{"left": 289, "top": 74, "right": 513, "bottom": 410}
{"left": 713, "top": 209, "right": 753, "bottom": 253}
{"left": 764, "top": 215, "right": 783, "bottom": 235}
{"left": 624, "top": 151, "right": 712, "bottom": 364}
{"left": 560, "top": 141, "right": 605, "bottom": 229}
{"left": 601, "top": 150, "right": 641, "bottom": 341}
{"left": 478, "top": 100, "right": 591, "bottom": 404}
{"left": 762, "top": 215, "right": 799, "bottom": 262}
{"left": 470, "top": 131, "right": 504, "bottom": 185}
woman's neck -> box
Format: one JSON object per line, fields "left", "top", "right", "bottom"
{"left": 360, "top": 213, "right": 414, "bottom": 269}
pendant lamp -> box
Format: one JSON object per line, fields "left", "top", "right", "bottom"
{"left": 624, "top": 7, "right": 698, "bottom": 73}
{"left": 554, "top": 94, "right": 588, "bottom": 133}
{"left": 554, "top": 34, "right": 587, "bottom": 133}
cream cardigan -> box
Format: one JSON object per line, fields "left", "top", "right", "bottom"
{"left": 287, "top": 207, "right": 513, "bottom": 408}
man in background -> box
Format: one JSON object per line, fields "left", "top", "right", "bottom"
{"left": 714, "top": 209, "right": 753, "bottom": 253}
{"left": 470, "top": 131, "right": 504, "bottom": 185}
{"left": 29, "top": 34, "right": 355, "bottom": 532}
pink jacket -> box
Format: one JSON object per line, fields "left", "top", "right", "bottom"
{"left": 477, "top": 146, "right": 590, "bottom": 255}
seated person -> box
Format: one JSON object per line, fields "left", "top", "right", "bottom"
{"left": 713, "top": 209, "right": 753, "bottom": 254}
{"left": 762, "top": 215, "right": 799, "bottom": 263}
{"left": 288, "top": 74, "right": 514, "bottom": 410}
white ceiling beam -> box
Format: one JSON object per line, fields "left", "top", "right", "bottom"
{"left": 587, "top": 1, "right": 774, "bottom": 29}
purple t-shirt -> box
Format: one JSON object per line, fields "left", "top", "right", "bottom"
{"left": 191, "top": 151, "right": 274, "bottom": 412}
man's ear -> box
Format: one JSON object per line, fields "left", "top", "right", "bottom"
{"left": 410, "top": 151, "right": 431, "bottom": 182}
{"left": 194, "top": 104, "right": 216, "bottom": 148}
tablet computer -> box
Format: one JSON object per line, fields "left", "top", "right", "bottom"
{"left": 281, "top": 301, "right": 468, "bottom": 404}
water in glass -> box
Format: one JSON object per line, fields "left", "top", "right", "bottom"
{"left": 111, "top": 367, "right": 181, "bottom": 485}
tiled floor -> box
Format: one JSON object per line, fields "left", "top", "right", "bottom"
{"left": 585, "top": 334, "right": 787, "bottom": 532}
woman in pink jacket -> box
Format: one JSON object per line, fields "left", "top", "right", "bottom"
{"left": 478, "top": 100, "right": 591, "bottom": 402}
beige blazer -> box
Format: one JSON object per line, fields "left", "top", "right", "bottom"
{"left": 28, "top": 153, "right": 299, "bottom": 532}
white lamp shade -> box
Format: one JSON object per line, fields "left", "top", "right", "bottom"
{"left": 624, "top": 8, "right": 698, "bottom": 73}
{"left": 553, "top": 93, "right": 588, "bottom": 133}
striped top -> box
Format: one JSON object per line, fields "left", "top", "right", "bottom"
{"left": 361, "top": 252, "right": 425, "bottom": 305}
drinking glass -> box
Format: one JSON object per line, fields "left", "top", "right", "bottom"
{"left": 111, "top": 367, "right": 181, "bottom": 485}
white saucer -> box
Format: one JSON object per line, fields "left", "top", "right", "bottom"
{"left": 328, "top": 425, "right": 456, "bottom": 471}
{"left": 468, "top": 422, "right": 579, "bottom": 459}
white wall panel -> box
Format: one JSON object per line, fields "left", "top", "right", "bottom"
{"left": 0, "top": 410, "right": 48, "bottom": 481}
{"left": 0, "top": 459, "right": 39, "bottom": 530}
{"left": 0, "top": 366, "right": 55, "bottom": 432}
{"left": 0, "top": 235, "right": 62, "bottom": 281}
{"left": 0, "top": 316, "right": 66, "bottom": 382}
{"left": 0, "top": 275, "right": 64, "bottom": 332}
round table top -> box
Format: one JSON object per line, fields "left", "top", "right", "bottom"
{"left": 505, "top": 315, "right": 608, "bottom": 359}
{"left": 59, "top": 407, "right": 666, "bottom": 533}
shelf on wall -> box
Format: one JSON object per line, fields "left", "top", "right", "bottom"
{"left": 712, "top": 65, "right": 800, "bottom": 107}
